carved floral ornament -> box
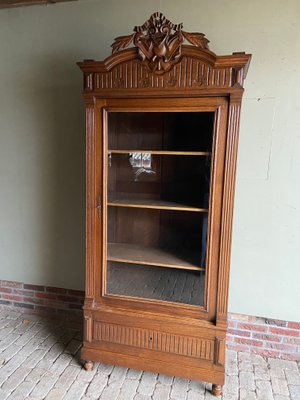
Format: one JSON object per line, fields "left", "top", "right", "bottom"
{"left": 111, "top": 12, "right": 210, "bottom": 75}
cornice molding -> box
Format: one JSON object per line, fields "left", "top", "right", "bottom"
{"left": 77, "top": 12, "right": 251, "bottom": 93}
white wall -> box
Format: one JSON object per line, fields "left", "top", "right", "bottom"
{"left": 0, "top": 0, "right": 299, "bottom": 321}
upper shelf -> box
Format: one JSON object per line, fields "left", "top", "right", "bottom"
{"left": 108, "top": 150, "right": 211, "bottom": 156}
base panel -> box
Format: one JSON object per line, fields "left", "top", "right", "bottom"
{"left": 82, "top": 307, "right": 226, "bottom": 386}
{"left": 81, "top": 345, "right": 225, "bottom": 385}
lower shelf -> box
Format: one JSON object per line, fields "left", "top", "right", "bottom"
{"left": 106, "top": 262, "right": 205, "bottom": 306}
{"left": 107, "top": 242, "right": 204, "bottom": 271}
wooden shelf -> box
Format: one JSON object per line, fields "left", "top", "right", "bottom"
{"left": 108, "top": 197, "right": 208, "bottom": 212}
{"left": 108, "top": 150, "right": 211, "bottom": 156}
{"left": 107, "top": 243, "right": 205, "bottom": 271}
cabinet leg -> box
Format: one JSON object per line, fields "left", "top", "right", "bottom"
{"left": 211, "top": 384, "right": 222, "bottom": 396}
{"left": 83, "top": 360, "right": 94, "bottom": 371}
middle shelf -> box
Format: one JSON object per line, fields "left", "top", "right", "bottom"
{"left": 107, "top": 242, "right": 205, "bottom": 271}
{"left": 107, "top": 196, "right": 208, "bottom": 212}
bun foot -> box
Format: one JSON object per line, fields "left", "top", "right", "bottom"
{"left": 211, "top": 384, "right": 222, "bottom": 396}
{"left": 83, "top": 360, "right": 94, "bottom": 371}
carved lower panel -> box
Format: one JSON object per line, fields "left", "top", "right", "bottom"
{"left": 84, "top": 316, "right": 93, "bottom": 342}
{"left": 92, "top": 58, "right": 231, "bottom": 91}
{"left": 214, "top": 337, "right": 225, "bottom": 366}
{"left": 93, "top": 321, "right": 214, "bottom": 361}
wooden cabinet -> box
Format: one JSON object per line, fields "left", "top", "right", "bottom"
{"left": 78, "top": 12, "right": 251, "bottom": 396}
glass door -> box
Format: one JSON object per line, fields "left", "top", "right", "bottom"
{"left": 104, "top": 110, "right": 214, "bottom": 307}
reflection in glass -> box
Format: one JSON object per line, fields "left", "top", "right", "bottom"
{"left": 129, "top": 153, "right": 155, "bottom": 181}
{"left": 105, "top": 111, "right": 214, "bottom": 307}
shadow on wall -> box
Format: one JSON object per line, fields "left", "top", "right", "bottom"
{"left": 15, "top": 54, "right": 86, "bottom": 290}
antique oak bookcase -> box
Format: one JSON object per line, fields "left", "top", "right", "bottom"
{"left": 78, "top": 13, "right": 250, "bottom": 396}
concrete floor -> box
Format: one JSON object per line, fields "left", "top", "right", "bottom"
{"left": 0, "top": 309, "right": 299, "bottom": 400}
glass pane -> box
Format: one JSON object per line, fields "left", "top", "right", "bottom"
{"left": 107, "top": 208, "right": 207, "bottom": 267}
{"left": 105, "top": 111, "right": 214, "bottom": 307}
{"left": 108, "top": 154, "right": 211, "bottom": 209}
{"left": 107, "top": 262, "right": 205, "bottom": 306}
{"left": 108, "top": 112, "right": 213, "bottom": 152}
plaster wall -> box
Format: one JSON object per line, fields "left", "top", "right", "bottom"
{"left": 0, "top": 0, "right": 299, "bottom": 321}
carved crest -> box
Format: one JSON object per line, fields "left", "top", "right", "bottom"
{"left": 111, "top": 12, "right": 209, "bottom": 75}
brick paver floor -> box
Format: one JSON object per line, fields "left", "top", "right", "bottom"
{"left": 0, "top": 310, "right": 299, "bottom": 400}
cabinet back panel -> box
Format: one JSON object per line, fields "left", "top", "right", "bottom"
{"left": 108, "top": 207, "right": 160, "bottom": 247}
